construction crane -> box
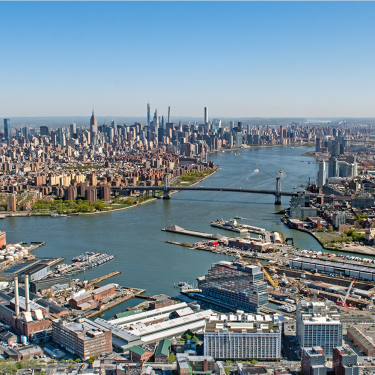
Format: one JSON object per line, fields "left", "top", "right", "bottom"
{"left": 336, "top": 279, "right": 355, "bottom": 308}
{"left": 254, "top": 259, "right": 279, "bottom": 289}
{"left": 235, "top": 253, "right": 279, "bottom": 289}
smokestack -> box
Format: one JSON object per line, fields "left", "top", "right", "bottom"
{"left": 14, "top": 276, "right": 20, "bottom": 316}
{"left": 25, "top": 274, "right": 30, "bottom": 313}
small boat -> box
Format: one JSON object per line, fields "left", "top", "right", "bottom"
{"left": 235, "top": 152, "right": 240, "bottom": 155}
{"left": 279, "top": 170, "right": 284, "bottom": 174}
{"left": 234, "top": 216, "right": 242, "bottom": 219}
{"left": 254, "top": 168, "right": 259, "bottom": 172}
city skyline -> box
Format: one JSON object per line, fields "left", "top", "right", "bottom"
{"left": 1, "top": 2, "right": 375, "bottom": 117}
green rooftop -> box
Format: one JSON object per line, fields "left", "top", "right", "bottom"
{"left": 155, "top": 338, "right": 171, "bottom": 357}
{"left": 130, "top": 346, "right": 147, "bottom": 356}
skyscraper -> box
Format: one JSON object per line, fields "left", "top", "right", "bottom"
{"left": 328, "top": 157, "right": 338, "bottom": 178}
{"left": 90, "top": 110, "right": 97, "bottom": 134}
{"left": 3, "top": 119, "right": 10, "bottom": 139}
{"left": 147, "top": 103, "right": 151, "bottom": 127}
{"left": 198, "top": 260, "right": 268, "bottom": 312}
{"left": 70, "top": 123, "right": 77, "bottom": 136}
{"left": 111, "top": 120, "right": 117, "bottom": 136}
{"left": 204, "top": 107, "right": 208, "bottom": 125}
{"left": 168, "top": 106, "right": 170, "bottom": 123}
{"left": 317, "top": 161, "right": 326, "bottom": 188}
{"left": 153, "top": 109, "right": 159, "bottom": 131}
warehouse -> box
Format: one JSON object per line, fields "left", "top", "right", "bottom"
{"left": 289, "top": 258, "right": 375, "bottom": 281}
{"left": 30, "top": 275, "right": 71, "bottom": 294}
{"left": 94, "top": 309, "right": 213, "bottom": 351}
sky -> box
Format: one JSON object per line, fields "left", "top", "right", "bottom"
{"left": 1, "top": 1, "right": 375, "bottom": 119}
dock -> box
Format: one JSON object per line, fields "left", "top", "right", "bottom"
{"left": 211, "top": 220, "right": 266, "bottom": 235}
{"left": 89, "top": 271, "right": 121, "bottom": 285}
{"left": 162, "top": 224, "right": 227, "bottom": 240}
{"left": 85, "top": 288, "right": 146, "bottom": 318}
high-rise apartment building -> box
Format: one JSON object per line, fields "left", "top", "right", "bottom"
{"left": 301, "top": 347, "right": 326, "bottom": 375}
{"left": 333, "top": 347, "right": 359, "bottom": 375}
{"left": 297, "top": 301, "right": 343, "bottom": 356}
{"left": 3, "top": 119, "right": 10, "bottom": 139}
{"left": 317, "top": 161, "right": 326, "bottom": 188}
{"left": 204, "top": 311, "right": 282, "bottom": 360}
{"left": 7, "top": 194, "right": 16, "bottom": 212}
{"left": 328, "top": 157, "right": 338, "bottom": 178}
{"left": 198, "top": 261, "right": 268, "bottom": 312}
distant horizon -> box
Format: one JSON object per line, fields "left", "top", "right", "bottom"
{"left": 2, "top": 115, "right": 374, "bottom": 128}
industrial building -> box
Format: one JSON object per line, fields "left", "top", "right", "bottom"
{"left": 204, "top": 311, "right": 282, "bottom": 360}
{"left": 30, "top": 275, "right": 71, "bottom": 294}
{"left": 177, "top": 353, "right": 215, "bottom": 375}
{"left": 69, "top": 283, "right": 116, "bottom": 310}
{"left": 198, "top": 261, "right": 269, "bottom": 313}
{"left": 333, "top": 347, "right": 360, "bottom": 375}
{"left": 51, "top": 318, "right": 112, "bottom": 360}
{"left": 346, "top": 326, "right": 375, "bottom": 356}
{"left": 0, "top": 275, "right": 52, "bottom": 341}
{"left": 289, "top": 257, "right": 375, "bottom": 281}
{"left": 296, "top": 301, "right": 342, "bottom": 357}
{"left": 94, "top": 305, "right": 212, "bottom": 351}
{"left": 301, "top": 347, "right": 326, "bottom": 375}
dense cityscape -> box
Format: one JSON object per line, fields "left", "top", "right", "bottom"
{"left": 2, "top": 0, "right": 375, "bottom": 374}
{"left": 0, "top": 109, "right": 375, "bottom": 375}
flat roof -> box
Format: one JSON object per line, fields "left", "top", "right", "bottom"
{"left": 291, "top": 257, "right": 375, "bottom": 274}
{"left": 110, "top": 302, "right": 188, "bottom": 325}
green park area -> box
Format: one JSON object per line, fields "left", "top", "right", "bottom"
{"left": 314, "top": 228, "right": 365, "bottom": 248}
{"left": 172, "top": 169, "right": 217, "bottom": 187}
{"left": 32, "top": 194, "right": 154, "bottom": 214}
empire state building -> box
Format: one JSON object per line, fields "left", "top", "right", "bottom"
{"left": 90, "top": 110, "right": 98, "bottom": 135}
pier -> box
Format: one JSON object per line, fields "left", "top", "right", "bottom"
{"left": 211, "top": 219, "right": 266, "bottom": 235}
{"left": 162, "top": 224, "right": 227, "bottom": 240}
{"left": 85, "top": 287, "right": 146, "bottom": 318}
{"left": 89, "top": 271, "right": 122, "bottom": 285}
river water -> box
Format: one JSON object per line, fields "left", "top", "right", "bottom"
{"left": 2, "top": 146, "right": 323, "bottom": 318}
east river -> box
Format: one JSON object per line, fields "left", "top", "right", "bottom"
{"left": 2, "top": 146, "right": 323, "bottom": 318}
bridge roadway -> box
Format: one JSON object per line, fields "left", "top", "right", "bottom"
{"left": 121, "top": 185, "right": 298, "bottom": 196}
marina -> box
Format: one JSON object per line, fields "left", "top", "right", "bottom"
{"left": 56, "top": 252, "right": 114, "bottom": 275}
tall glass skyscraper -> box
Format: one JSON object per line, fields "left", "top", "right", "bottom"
{"left": 3, "top": 119, "right": 10, "bottom": 139}
{"left": 198, "top": 261, "right": 269, "bottom": 312}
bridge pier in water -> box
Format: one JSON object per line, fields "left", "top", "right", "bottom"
{"left": 275, "top": 177, "right": 282, "bottom": 205}
{"left": 163, "top": 174, "right": 171, "bottom": 199}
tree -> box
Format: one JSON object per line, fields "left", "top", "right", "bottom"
{"left": 88, "top": 355, "right": 97, "bottom": 364}
{"left": 75, "top": 358, "right": 81, "bottom": 363}
{"left": 168, "top": 353, "right": 176, "bottom": 363}
{"left": 46, "top": 292, "right": 53, "bottom": 299}
{"left": 251, "top": 359, "right": 258, "bottom": 364}
{"left": 224, "top": 367, "right": 230, "bottom": 375}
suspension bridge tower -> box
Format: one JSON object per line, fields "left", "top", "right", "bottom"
{"left": 275, "top": 177, "right": 282, "bottom": 205}
{"left": 163, "top": 174, "right": 171, "bottom": 199}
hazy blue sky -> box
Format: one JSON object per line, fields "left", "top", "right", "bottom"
{"left": 1, "top": 2, "right": 375, "bottom": 118}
